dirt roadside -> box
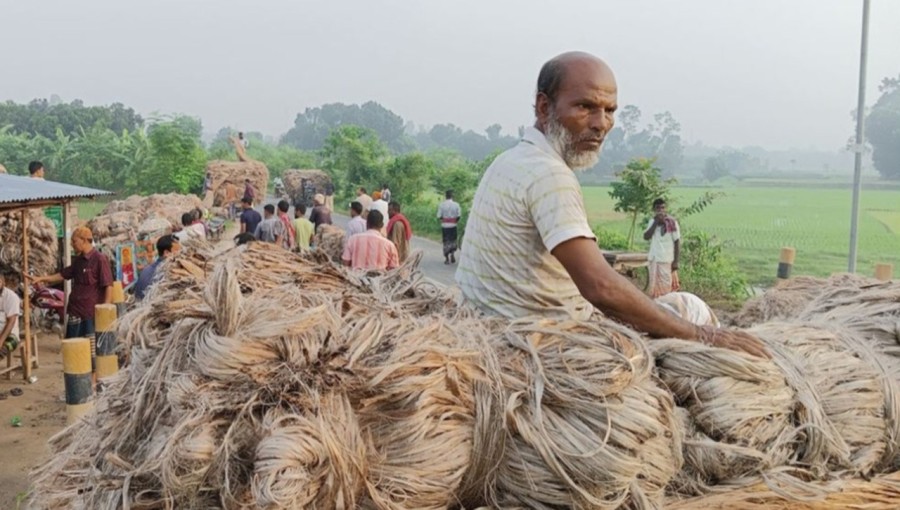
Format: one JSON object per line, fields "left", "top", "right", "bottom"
{"left": 0, "top": 332, "right": 66, "bottom": 508}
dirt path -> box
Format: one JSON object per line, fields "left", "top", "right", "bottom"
{"left": 0, "top": 332, "right": 66, "bottom": 508}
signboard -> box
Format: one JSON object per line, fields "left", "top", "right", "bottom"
{"left": 116, "top": 243, "right": 137, "bottom": 289}
{"left": 135, "top": 240, "right": 156, "bottom": 272}
{"left": 44, "top": 206, "right": 64, "bottom": 238}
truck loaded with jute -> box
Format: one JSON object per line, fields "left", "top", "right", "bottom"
{"left": 27, "top": 240, "right": 900, "bottom": 509}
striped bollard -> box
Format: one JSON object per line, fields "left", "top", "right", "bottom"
{"left": 777, "top": 247, "right": 796, "bottom": 280}
{"left": 111, "top": 281, "right": 126, "bottom": 318}
{"left": 62, "top": 337, "right": 93, "bottom": 424}
{"left": 875, "top": 263, "right": 894, "bottom": 282}
{"left": 94, "top": 304, "right": 118, "bottom": 380}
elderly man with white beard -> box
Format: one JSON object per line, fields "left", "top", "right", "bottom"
{"left": 455, "top": 51, "right": 768, "bottom": 358}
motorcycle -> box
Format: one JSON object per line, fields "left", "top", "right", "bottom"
{"left": 27, "top": 281, "right": 65, "bottom": 336}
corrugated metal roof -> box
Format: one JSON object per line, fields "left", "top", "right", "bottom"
{"left": 0, "top": 173, "right": 113, "bottom": 206}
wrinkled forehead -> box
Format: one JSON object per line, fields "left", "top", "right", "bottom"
{"left": 558, "top": 58, "right": 617, "bottom": 97}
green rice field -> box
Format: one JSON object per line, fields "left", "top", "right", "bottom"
{"left": 582, "top": 186, "right": 900, "bottom": 285}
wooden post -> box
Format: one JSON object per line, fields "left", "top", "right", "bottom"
{"left": 21, "top": 210, "right": 32, "bottom": 380}
{"left": 62, "top": 202, "right": 72, "bottom": 331}
{"left": 94, "top": 304, "right": 118, "bottom": 380}
{"left": 62, "top": 337, "right": 93, "bottom": 424}
{"left": 875, "top": 263, "right": 894, "bottom": 282}
{"left": 777, "top": 247, "right": 796, "bottom": 280}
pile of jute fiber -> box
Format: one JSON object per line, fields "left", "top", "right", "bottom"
{"left": 30, "top": 242, "right": 679, "bottom": 509}
{"left": 0, "top": 208, "right": 59, "bottom": 285}
{"left": 282, "top": 169, "right": 332, "bottom": 205}
{"left": 732, "top": 273, "right": 880, "bottom": 327}
{"left": 28, "top": 239, "right": 900, "bottom": 508}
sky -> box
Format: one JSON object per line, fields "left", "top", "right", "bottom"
{"left": 2, "top": 0, "right": 899, "bottom": 151}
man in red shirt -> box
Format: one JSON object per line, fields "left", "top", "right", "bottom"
{"left": 341, "top": 211, "right": 399, "bottom": 271}
{"left": 30, "top": 226, "right": 114, "bottom": 338}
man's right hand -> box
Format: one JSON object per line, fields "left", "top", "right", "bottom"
{"left": 697, "top": 326, "right": 771, "bottom": 359}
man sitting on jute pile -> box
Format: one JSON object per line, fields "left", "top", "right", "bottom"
{"left": 456, "top": 51, "right": 767, "bottom": 358}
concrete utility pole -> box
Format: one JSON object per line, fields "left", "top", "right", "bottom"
{"left": 848, "top": 0, "right": 871, "bottom": 273}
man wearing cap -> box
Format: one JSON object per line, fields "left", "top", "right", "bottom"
{"left": 29, "top": 226, "right": 114, "bottom": 338}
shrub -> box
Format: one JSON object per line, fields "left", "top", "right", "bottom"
{"left": 678, "top": 230, "right": 749, "bottom": 306}
{"left": 592, "top": 226, "right": 630, "bottom": 251}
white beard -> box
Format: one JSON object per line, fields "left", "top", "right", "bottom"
{"left": 544, "top": 116, "right": 601, "bottom": 171}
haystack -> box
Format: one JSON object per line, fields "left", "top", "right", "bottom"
{"left": 204, "top": 160, "right": 268, "bottom": 207}
{"left": 282, "top": 169, "right": 332, "bottom": 205}
{"left": 0, "top": 209, "right": 59, "bottom": 285}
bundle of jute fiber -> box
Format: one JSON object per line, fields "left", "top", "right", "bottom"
{"left": 31, "top": 256, "right": 485, "bottom": 508}
{"left": 462, "top": 318, "right": 682, "bottom": 509}
{"left": 799, "top": 281, "right": 900, "bottom": 352}
{"left": 314, "top": 223, "right": 345, "bottom": 262}
{"left": 733, "top": 273, "right": 878, "bottom": 327}
{"left": 664, "top": 468, "right": 900, "bottom": 510}
{"left": 30, "top": 242, "right": 684, "bottom": 509}
{"left": 205, "top": 160, "right": 269, "bottom": 207}
{"left": 282, "top": 169, "right": 332, "bottom": 205}
{"left": 0, "top": 209, "right": 60, "bottom": 284}
{"left": 654, "top": 321, "right": 893, "bottom": 497}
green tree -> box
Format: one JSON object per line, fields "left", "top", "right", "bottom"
{"left": 866, "top": 75, "right": 900, "bottom": 180}
{"left": 319, "top": 125, "right": 389, "bottom": 196}
{"left": 0, "top": 99, "right": 143, "bottom": 139}
{"left": 282, "top": 101, "right": 413, "bottom": 153}
{"left": 702, "top": 156, "right": 729, "bottom": 182}
{"left": 590, "top": 106, "right": 685, "bottom": 179}
{"left": 144, "top": 116, "right": 207, "bottom": 194}
{"left": 383, "top": 153, "right": 434, "bottom": 205}
{"left": 608, "top": 158, "right": 675, "bottom": 249}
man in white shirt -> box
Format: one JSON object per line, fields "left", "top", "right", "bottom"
{"left": 0, "top": 273, "right": 22, "bottom": 360}
{"left": 174, "top": 212, "right": 205, "bottom": 241}
{"left": 643, "top": 198, "right": 681, "bottom": 297}
{"left": 346, "top": 201, "right": 367, "bottom": 239}
{"left": 455, "top": 51, "right": 767, "bottom": 359}
{"left": 437, "top": 190, "right": 462, "bottom": 264}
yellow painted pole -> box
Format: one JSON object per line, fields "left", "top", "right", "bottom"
{"left": 94, "top": 304, "right": 118, "bottom": 379}
{"left": 110, "top": 281, "right": 126, "bottom": 317}
{"left": 777, "top": 247, "right": 796, "bottom": 280}
{"left": 62, "top": 337, "right": 93, "bottom": 424}
{"left": 875, "top": 263, "right": 894, "bottom": 282}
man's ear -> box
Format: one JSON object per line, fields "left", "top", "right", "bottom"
{"left": 535, "top": 93, "right": 552, "bottom": 125}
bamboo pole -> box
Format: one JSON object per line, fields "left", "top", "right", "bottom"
{"left": 21, "top": 209, "right": 32, "bottom": 380}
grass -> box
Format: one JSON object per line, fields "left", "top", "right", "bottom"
{"left": 582, "top": 186, "right": 900, "bottom": 285}
{"left": 75, "top": 198, "right": 113, "bottom": 221}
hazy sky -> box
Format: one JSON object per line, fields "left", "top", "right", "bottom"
{"left": 3, "top": 0, "right": 899, "bottom": 150}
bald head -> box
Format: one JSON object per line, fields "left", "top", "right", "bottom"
{"left": 536, "top": 52, "right": 616, "bottom": 113}
{"left": 534, "top": 52, "right": 618, "bottom": 170}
